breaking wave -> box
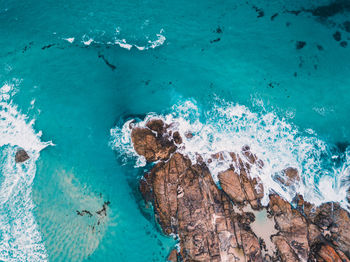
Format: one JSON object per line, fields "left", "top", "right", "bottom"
{"left": 111, "top": 99, "right": 350, "bottom": 211}
{"left": 63, "top": 29, "right": 166, "bottom": 50}
{"left": 0, "top": 82, "right": 52, "bottom": 261}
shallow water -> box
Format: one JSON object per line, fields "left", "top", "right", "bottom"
{"left": 0, "top": 0, "right": 350, "bottom": 261}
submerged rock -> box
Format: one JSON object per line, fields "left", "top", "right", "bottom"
{"left": 296, "top": 41, "right": 306, "bottom": 50}
{"left": 15, "top": 149, "right": 30, "bottom": 163}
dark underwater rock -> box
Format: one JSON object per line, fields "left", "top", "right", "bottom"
{"left": 344, "top": 21, "right": 350, "bottom": 33}
{"left": 296, "top": 41, "right": 306, "bottom": 50}
{"left": 333, "top": 31, "right": 342, "bottom": 42}
{"left": 340, "top": 41, "right": 348, "bottom": 48}
{"left": 310, "top": 1, "right": 350, "bottom": 19}
{"left": 15, "top": 149, "right": 30, "bottom": 163}
{"left": 271, "top": 13, "right": 278, "bottom": 21}
{"left": 210, "top": 38, "right": 221, "bottom": 43}
{"left": 252, "top": 5, "right": 264, "bottom": 18}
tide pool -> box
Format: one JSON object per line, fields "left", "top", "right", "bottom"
{"left": 0, "top": 0, "right": 350, "bottom": 261}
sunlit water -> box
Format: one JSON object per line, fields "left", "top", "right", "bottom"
{"left": 0, "top": 0, "right": 350, "bottom": 260}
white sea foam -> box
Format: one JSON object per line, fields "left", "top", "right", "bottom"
{"left": 0, "top": 82, "right": 52, "bottom": 261}
{"left": 114, "top": 39, "right": 133, "bottom": 50}
{"left": 82, "top": 35, "right": 94, "bottom": 46}
{"left": 63, "top": 37, "right": 75, "bottom": 43}
{"left": 111, "top": 99, "right": 350, "bottom": 210}
{"left": 113, "top": 29, "right": 166, "bottom": 51}
{"left": 61, "top": 29, "right": 166, "bottom": 51}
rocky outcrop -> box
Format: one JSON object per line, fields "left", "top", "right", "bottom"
{"left": 15, "top": 148, "right": 30, "bottom": 163}
{"left": 269, "top": 194, "right": 309, "bottom": 261}
{"left": 307, "top": 202, "right": 350, "bottom": 257}
{"left": 219, "top": 167, "right": 263, "bottom": 210}
{"left": 131, "top": 119, "right": 177, "bottom": 162}
{"left": 145, "top": 152, "right": 262, "bottom": 261}
{"left": 126, "top": 118, "right": 350, "bottom": 262}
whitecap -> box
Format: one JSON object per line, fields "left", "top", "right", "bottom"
{"left": 114, "top": 39, "right": 133, "bottom": 50}
{"left": 63, "top": 37, "right": 75, "bottom": 43}
{"left": 113, "top": 29, "right": 166, "bottom": 51}
{"left": 82, "top": 35, "right": 94, "bottom": 46}
{"left": 111, "top": 99, "right": 350, "bottom": 211}
{"left": 0, "top": 81, "right": 52, "bottom": 261}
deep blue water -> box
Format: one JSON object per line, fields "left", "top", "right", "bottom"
{"left": 0, "top": 0, "right": 350, "bottom": 261}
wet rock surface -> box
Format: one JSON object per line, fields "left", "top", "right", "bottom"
{"left": 126, "top": 118, "right": 350, "bottom": 261}
{"left": 131, "top": 122, "right": 176, "bottom": 162}
{"left": 15, "top": 149, "right": 30, "bottom": 163}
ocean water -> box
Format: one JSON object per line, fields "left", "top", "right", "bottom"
{"left": 0, "top": 0, "right": 350, "bottom": 261}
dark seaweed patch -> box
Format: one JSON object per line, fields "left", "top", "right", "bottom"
{"left": 210, "top": 38, "right": 221, "bottom": 43}
{"left": 310, "top": 1, "right": 350, "bottom": 18}
{"left": 76, "top": 210, "right": 93, "bottom": 217}
{"left": 333, "top": 31, "right": 342, "bottom": 41}
{"left": 41, "top": 44, "right": 56, "bottom": 50}
{"left": 252, "top": 5, "right": 264, "bottom": 18}
{"left": 296, "top": 41, "right": 306, "bottom": 50}
{"left": 316, "top": 44, "right": 324, "bottom": 51}
{"left": 340, "top": 41, "right": 348, "bottom": 47}
{"left": 98, "top": 52, "right": 116, "bottom": 70}
{"left": 286, "top": 10, "right": 302, "bottom": 16}
{"left": 96, "top": 201, "right": 110, "bottom": 217}
{"left": 271, "top": 13, "right": 278, "bottom": 21}
{"left": 267, "top": 82, "right": 280, "bottom": 89}
{"left": 343, "top": 21, "right": 350, "bottom": 32}
{"left": 286, "top": 1, "right": 350, "bottom": 19}
{"left": 22, "top": 41, "right": 34, "bottom": 53}
{"left": 215, "top": 26, "right": 223, "bottom": 34}
{"left": 336, "top": 141, "right": 350, "bottom": 153}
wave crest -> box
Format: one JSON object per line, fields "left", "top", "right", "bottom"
{"left": 111, "top": 99, "right": 350, "bottom": 210}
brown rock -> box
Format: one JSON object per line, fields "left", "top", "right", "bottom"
{"left": 278, "top": 167, "right": 300, "bottom": 186}
{"left": 272, "top": 235, "right": 300, "bottom": 262}
{"left": 219, "top": 169, "right": 246, "bottom": 204}
{"left": 172, "top": 131, "right": 182, "bottom": 144}
{"left": 15, "top": 149, "right": 30, "bottom": 163}
{"left": 167, "top": 249, "right": 178, "bottom": 262}
{"left": 146, "top": 119, "right": 165, "bottom": 134}
{"left": 269, "top": 194, "right": 309, "bottom": 261}
{"left": 218, "top": 167, "right": 264, "bottom": 210}
{"left": 184, "top": 132, "right": 193, "bottom": 139}
{"left": 309, "top": 203, "right": 350, "bottom": 255}
{"left": 242, "top": 145, "right": 258, "bottom": 165}
{"left": 131, "top": 125, "right": 176, "bottom": 162}
{"left": 127, "top": 120, "right": 350, "bottom": 262}
{"left": 317, "top": 245, "right": 342, "bottom": 262}
{"left": 147, "top": 153, "right": 263, "bottom": 261}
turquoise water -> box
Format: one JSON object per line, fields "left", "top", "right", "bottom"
{"left": 0, "top": 0, "right": 350, "bottom": 261}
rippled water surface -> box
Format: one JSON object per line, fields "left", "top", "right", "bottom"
{"left": 0, "top": 0, "right": 350, "bottom": 260}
